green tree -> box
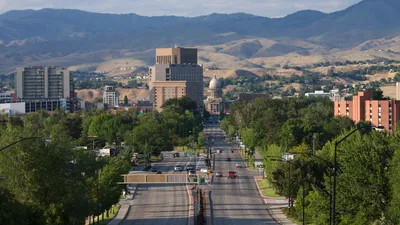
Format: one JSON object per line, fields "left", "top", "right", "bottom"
{"left": 0, "top": 125, "right": 93, "bottom": 225}
{"left": 387, "top": 145, "right": 400, "bottom": 223}
{"left": 124, "top": 95, "right": 128, "bottom": 105}
{"left": 307, "top": 131, "right": 395, "bottom": 224}
{"left": 132, "top": 113, "right": 172, "bottom": 156}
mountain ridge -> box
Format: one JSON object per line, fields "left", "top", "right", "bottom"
{"left": 1, "top": 0, "right": 400, "bottom": 74}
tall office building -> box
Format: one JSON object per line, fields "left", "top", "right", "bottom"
{"left": 15, "top": 66, "right": 74, "bottom": 112}
{"left": 103, "top": 85, "right": 120, "bottom": 107}
{"left": 156, "top": 47, "right": 197, "bottom": 65}
{"left": 150, "top": 47, "right": 203, "bottom": 112}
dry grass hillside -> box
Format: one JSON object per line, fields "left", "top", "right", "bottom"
{"left": 381, "top": 85, "right": 397, "bottom": 99}
{"left": 76, "top": 89, "right": 102, "bottom": 102}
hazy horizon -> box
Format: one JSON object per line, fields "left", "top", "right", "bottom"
{"left": 0, "top": 0, "right": 362, "bottom": 18}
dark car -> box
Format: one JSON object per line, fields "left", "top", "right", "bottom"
{"left": 151, "top": 167, "right": 158, "bottom": 172}
{"left": 173, "top": 153, "right": 180, "bottom": 158}
{"left": 156, "top": 170, "right": 162, "bottom": 174}
{"left": 226, "top": 157, "right": 231, "bottom": 161}
{"left": 186, "top": 165, "right": 195, "bottom": 171}
{"left": 188, "top": 170, "right": 196, "bottom": 175}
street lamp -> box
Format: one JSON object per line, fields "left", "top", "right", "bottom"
{"left": 331, "top": 122, "right": 371, "bottom": 225}
{"left": 266, "top": 156, "right": 294, "bottom": 211}
{"left": 292, "top": 151, "right": 333, "bottom": 225}
{"left": 0, "top": 137, "right": 45, "bottom": 152}
{"left": 88, "top": 136, "right": 98, "bottom": 151}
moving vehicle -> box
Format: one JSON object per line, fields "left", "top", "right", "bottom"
{"left": 188, "top": 170, "right": 196, "bottom": 175}
{"left": 186, "top": 165, "right": 195, "bottom": 171}
{"left": 174, "top": 165, "right": 184, "bottom": 171}
{"left": 200, "top": 168, "right": 208, "bottom": 173}
{"left": 215, "top": 172, "right": 222, "bottom": 177}
{"left": 226, "top": 157, "right": 231, "bottom": 161}
{"left": 151, "top": 167, "right": 158, "bottom": 172}
{"left": 173, "top": 153, "right": 180, "bottom": 158}
{"left": 227, "top": 171, "right": 237, "bottom": 179}
{"left": 156, "top": 170, "right": 162, "bottom": 174}
{"left": 236, "top": 163, "right": 244, "bottom": 168}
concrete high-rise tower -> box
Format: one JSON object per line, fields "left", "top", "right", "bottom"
{"left": 150, "top": 47, "right": 203, "bottom": 112}
{"left": 15, "top": 66, "right": 74, "bottom": 112}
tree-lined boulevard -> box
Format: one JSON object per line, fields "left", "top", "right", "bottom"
{"left": 2, "top": 95, "right": 400, "bottom": 225}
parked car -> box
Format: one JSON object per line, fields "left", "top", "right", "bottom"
{"left": 226, "top": 157, "right": 231, "bottom": 161}
{"left": 215, "top": 172, "right": 222, "bottom": 177}
{"left": 236, "top": 163, "right": 244, "bottom": 168}
{"left": 227, "top": 171, "right": 237, "bottom": 179}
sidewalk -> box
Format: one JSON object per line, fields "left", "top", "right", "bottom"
{"left": 254, "top": 176, "right": 297, "bottom": 225}
{"left": 107, "top": 165, "right": 147, "bottom": 225}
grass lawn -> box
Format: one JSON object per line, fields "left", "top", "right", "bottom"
{"left": 150, "top": 155, "right": 161, "bottom": 161}
{"left": 238, "top": 150, "right": 256, "bottom": 170}
{"left": 91, "top": 204, "right": 121, "bottom": 225}
{"left": 174, "top": 146, "right": 202, "bottom": 153}
{"left": 174, "top": 146, "right": 192, "bottom": 152}
{"left": 256, "top": 179, "right": 280, "bottom": 197}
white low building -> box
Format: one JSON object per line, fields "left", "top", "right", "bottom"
{"left": 0, "top": 102, "right": 26, "bottom": 116}
{"left": 305, "top": 90, "right": 332, "bottom": 98}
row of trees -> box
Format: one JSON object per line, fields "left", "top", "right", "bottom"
{"left": 221, "top": 96, "right": 400, "bottom": 224}
{"left": 0, "top": 96, "right": 203, "bottom": 225}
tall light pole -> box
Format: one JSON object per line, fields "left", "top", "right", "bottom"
{"left": 267, "top": 156, "right": 294, "bottom": 211}
{"left": 331, "top": 123, "right": 371, "bottom": 225}
{"left": 292, "top": 151, "right": 333, "bottom": 225}
{"left": 0, "top": 137, "right": 44, "bottom": 152}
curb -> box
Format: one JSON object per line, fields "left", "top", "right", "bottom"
{"left": 253, "top": 177, "right": 293, "bottom": 225}
{"left": 208, "top": 191, "right": 214, "bottom": 225}
{"left": 186, "top": 185, "right": 194, "bottom": 225}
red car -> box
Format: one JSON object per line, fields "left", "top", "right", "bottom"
{"left": 227, "top": 171, "right": 237, "bottom": 179}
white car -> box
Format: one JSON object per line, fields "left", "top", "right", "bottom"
{"left": 236, "top": 163, "right": 244, "bottom": 168}
{"left": 200, "top": 168, "right": 208, "bottom": 173}
{"left": 174, "top": 165, "right": 183, "bottom": 171}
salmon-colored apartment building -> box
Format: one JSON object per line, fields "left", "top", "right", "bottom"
{"left": 334, "top": 91, "right": 400, "bottom": 133}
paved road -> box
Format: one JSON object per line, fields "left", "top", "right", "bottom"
{"left": 204, "top": 123, "right": 277, "bottom": 225}
{"left": 121, "top": 153, "right": 191, "bottom": 225}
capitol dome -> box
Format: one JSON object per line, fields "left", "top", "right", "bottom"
{"left": 209, "top": 74, "right": 221, "bottom": 89}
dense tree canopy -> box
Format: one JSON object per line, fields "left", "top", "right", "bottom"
{"left": 221, "top": 96, "right": 400, "bottom": 224}
{"left": 0, "top": 97, "right": 202, "bottom": 225}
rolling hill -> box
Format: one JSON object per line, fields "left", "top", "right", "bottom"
{"left": 1, "top": 0, "right": 400, "bottom": 74}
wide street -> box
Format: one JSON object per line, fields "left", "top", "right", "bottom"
{"left": 204, "top": 122, "right": 277, "bottom": 225}
{"left": 120, "top": 152, "right": 195, "bottom": 225}
{"left": 120, "top": 121, "right": 277, "bottom": 225}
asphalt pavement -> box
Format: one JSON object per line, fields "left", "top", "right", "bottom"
{"left": 120, "top": 152, "right": 192, "bottom": 225}
{"left": 204, "top": 123, "right": 278, "bottom": 225}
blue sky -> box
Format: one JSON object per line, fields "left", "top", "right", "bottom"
{"left": 0, "top": 0, "right": 363, "bottom": 17}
